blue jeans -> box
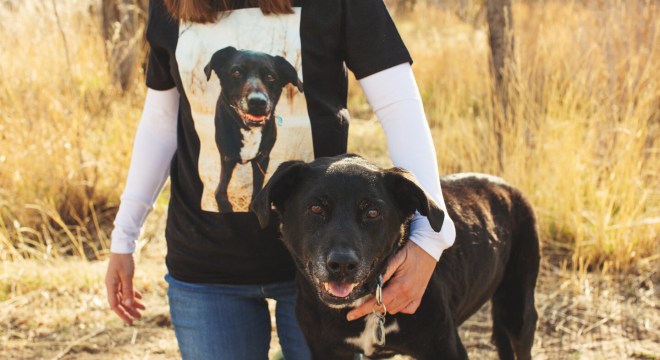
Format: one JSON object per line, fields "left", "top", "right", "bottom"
{"left": 166, "top": 274, "right": 311, "bottom": 360}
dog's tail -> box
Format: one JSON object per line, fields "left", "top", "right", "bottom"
{"left": 491, "top": 190, "right": 540, "bottom": 360}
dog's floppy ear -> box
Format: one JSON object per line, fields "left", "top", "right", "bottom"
{"left": 251, "top": 160, "right": 310, "bottom": 228}
{"left": 383, "top": 167, "right": 444, "bottom": 232}
{"left": 204, "top": 46, "right": 238, "bottom": 81}
{"left": 274, "top": 56, "right": 304, "bottom": 93}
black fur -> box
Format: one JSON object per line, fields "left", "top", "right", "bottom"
{"left": 204, "top": 46, "right": 303, "bottom": 212}
{"left": 252, "top": 154, "right": 540, "bottom": 359}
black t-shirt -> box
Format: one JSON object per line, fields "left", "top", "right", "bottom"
{"left": 146, "top": 0, "right": 412, "bottom": 284}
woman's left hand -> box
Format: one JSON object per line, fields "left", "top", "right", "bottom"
{"left": 346, "top": 240, "right": 436, "bottom": 320}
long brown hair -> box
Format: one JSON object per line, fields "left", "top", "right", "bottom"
{"left": 164, "top": 0, "right": 293, "bottom": 23}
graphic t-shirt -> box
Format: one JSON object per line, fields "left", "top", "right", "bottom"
{"left": 146, "top": 0, "right": 412, "bottom": 284}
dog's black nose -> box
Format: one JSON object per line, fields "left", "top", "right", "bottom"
{"left": 247, "top": 94, "right": 268, "bottom": 113}
{"left": 326, "top": 251, "right": 359, "bottom": 276}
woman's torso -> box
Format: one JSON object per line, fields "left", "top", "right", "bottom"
{"left": 146, "top": 0, "right": 411, "bottom": 284}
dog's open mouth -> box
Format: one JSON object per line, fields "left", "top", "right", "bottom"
{"left": 233, "top": 106, "right": 270, "bottom": 126}
{"left": 322, "top": 282, "right": 358, "bottom": 298}
{"left": 242, "top": 112, "right": 269, "bottom": 124}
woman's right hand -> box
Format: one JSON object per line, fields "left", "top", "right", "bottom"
{"left": 106, "top": 253, "right": 146, "bottom": 325}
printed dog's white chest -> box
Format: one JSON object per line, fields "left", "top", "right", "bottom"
{"left": 239, "top": 128, "right": 262, "bottom": 162}
{"left": 345, "top": 316, "right": 399, "bottom": 357}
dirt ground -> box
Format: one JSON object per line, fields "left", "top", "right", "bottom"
{"left": 1, "top": 232, "right": 658, "bottom": 360}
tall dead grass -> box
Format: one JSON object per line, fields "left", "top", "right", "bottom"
{"left": 391, "top": 0, "right": 660, "bottom": 273}
{"left": 0, "top": 1, "right": 143, "bottom": 260}
{"left": 0, "top": 0, "right": 658, "bottom": 273}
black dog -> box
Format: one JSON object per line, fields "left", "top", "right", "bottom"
{"left": 204, "top": 46, "right": 303, "bottom": 213}
{"left": 252, "top": 154, "right": 540, "bottom": 359}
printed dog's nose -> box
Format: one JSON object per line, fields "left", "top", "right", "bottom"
{"left": 247, "top": 94, "right": 268, "bottom": 113}
{"left": 326, "top": 251, "right": 359, "bottom": 276}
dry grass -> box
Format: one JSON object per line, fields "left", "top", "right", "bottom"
{"left": 0, "top": 0, "right": 142, "bottom": 261}
{"left": 0, "top": 0, "right": 659, "bottom": 358}
{"left": 0, "top": 245, "right": 177, "bottom": 360}
{"left": 1, "top": 0, "right": 658, "bottom": 272}
{"left": 0, "top": 206, "right": 176, "bottom": 360}
{"left": 352, "top": 0, "right": 660, "bottom": 274}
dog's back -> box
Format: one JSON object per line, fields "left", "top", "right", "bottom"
{"left": 437, "top": 173, "right": 540, "bottom": 360}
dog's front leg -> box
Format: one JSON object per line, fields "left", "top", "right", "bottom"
{"left": 309, "top": 344, "right": 357, "bottom": 360}
{"left": 250, "top": 154, "right": 271, "bottom": 203}
{"left": 216, "top": 159, "right": 237, "bottom": 213}
{"left": 413, "top": 326, "right": 468, "bottom": 360}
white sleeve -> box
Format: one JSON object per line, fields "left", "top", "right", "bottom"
{"left": 110, "top": 87, "right": 179, "bottom": 254}
{"left": 358, "top": 63, "right": 456, "bottom": 261}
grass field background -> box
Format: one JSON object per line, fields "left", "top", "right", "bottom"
{"left": 0, "top": 0, "right": 658, "bottom": 358}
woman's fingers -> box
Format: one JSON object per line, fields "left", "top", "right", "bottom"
{"left": 107, "top": 277, "right": 134, "bottom": 325}
{"left": 120, "top": 301, "right": 143, "bottom": 320}
{"left": 118, "top": 272, "right": 134, "bottom": 306}
{"left": 116, "top": 277, "right": 144, "bottom": 320}
{"left": 106, "top": 253, "right": 144, "bottom": 325}
{"left": 132, "top": 299, "right": 147, "bottom": 311}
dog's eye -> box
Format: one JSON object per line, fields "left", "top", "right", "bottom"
{"left": 231, "top": 69, "right": 241, "bottom": 78}
{"left": 264, "top": 74, "right": 275, "bottom": 82}
{"left": 310, "top": 205, "right": 323, "bottom": 215}
{"left": 366, "top": 209, "right": 381, "bottom": 219}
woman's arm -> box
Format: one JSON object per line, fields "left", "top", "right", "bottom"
{"left": 106, "top": 87, "right": 178, "bottom": 325}
{"left": 359, "top": 62, "right": 456, "bottom": 260}
{"left": 348, "top": 63, "right": 456, "bottom": 320}
{"left": 110, "top": 87, "right": 179, "bottom": 253}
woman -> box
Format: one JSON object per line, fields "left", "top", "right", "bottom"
{"left": 105, "top": 0, "right": 456, "bottom": 358}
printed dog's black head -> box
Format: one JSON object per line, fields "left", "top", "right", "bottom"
{"left": 204, "top": 46, "right": 303, "bottom": 128}
{"left": 251, "top": 154, "right": 444, "bottom": 308}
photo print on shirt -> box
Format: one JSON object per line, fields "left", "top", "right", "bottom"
{"left": 176, "top": 8, "right": 313, "bottom": 213}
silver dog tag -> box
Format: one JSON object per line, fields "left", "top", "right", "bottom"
{"left": 374, "top": 315, "right": 386, "bottom": 346}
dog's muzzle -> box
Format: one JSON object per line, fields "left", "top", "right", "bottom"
{"left": 233, "top": 93, "right": 272, "bottom": 126}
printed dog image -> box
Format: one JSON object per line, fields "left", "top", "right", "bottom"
{"left": 204, "top": 46, "right": 303, "bottom": 213}
{"left": 252, "top": 154, "right": 540, "bottom": 359}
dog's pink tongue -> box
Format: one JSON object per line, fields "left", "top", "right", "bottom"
{"left": 323, "top": 282, "right": 356, "bottom": 298}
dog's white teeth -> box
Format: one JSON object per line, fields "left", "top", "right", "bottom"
{"left": 243, "top": 112, "right": 269, "bottom": 122}
{"left": 323, "top": 282, "right": 357, "bottom": 298}
{"left": 247, "top": 115, "right": 266, "bottom": 121}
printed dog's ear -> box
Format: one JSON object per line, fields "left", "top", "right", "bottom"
{"left": 251, "top": 160, "right": 310, "bottom": 228}
{"left": 274, "top": 56, "right": 304, "bottom": 93}
{"left": 204, "top": 46, "right": 238, "bottom": 81}
{"left": 383, "top": 167, "right": 444, "bottom": 232}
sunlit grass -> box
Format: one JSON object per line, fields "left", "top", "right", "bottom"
{"left": 353, "top": 0, "right": 660, "bottom": 273}
{"left": 0, "top": 1, "right": 143, "bottom": 260}
{"left": 1, "top": 0, "right": 658, "bottom": 274}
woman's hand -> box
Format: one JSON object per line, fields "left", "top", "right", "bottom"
{"left": 106, "top": 253, "right": 146, "bottom": 325}
{"left": 346, "top": 241, "right": 436, "bottom": 320}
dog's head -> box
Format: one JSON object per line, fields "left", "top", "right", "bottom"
{"left": 204, "top": 46, "right": 303, "bottom": 128}
{"left": 251, "top": 154, "right": 444, "bottom": 308}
